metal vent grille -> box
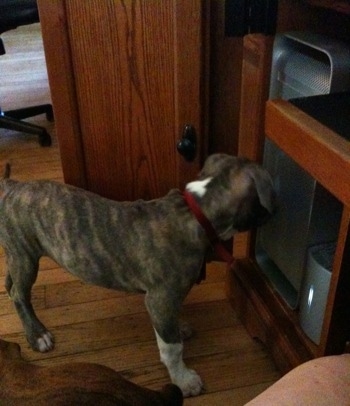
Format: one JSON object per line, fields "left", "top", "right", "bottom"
{"left": 282, "top": 49, "right": 331, "bottom": 94}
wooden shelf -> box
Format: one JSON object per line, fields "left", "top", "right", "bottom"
{"left": 265, "top": 99, "right": 350, "bottom": 207}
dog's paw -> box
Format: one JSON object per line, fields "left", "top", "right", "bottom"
{"left": 31, "top": 331, "right": 55, "bottom": 352}
{"left": 174, "top": 368, "right": 204, "bottom": 397}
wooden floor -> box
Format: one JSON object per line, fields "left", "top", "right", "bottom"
{"left": 0, "top": 24, "right": 280, "bottom": 404}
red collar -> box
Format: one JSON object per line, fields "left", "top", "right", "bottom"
{"left": 182, "top": 190, "right": 235, "bottom": 274}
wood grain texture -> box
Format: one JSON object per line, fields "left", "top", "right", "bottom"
{"left": 37, "top": 1, "right": 87, "bottom": 189}
{"left": 38, "top": 0, "right": 207, "bottom": 201}
{"left": 66, "top": 0, "right": 177, "bottom": 199}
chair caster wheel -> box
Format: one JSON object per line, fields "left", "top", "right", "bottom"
{"left": 39, "top": 131, "right": 52, "bottom": 147}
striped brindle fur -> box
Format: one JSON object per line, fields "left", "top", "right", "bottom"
{"left": 0, "top": 154, "right": 276, "bottom": 397}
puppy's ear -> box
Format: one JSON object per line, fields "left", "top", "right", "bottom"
{"left": 200, "top": 154, "right": 236, "bottom": 178}
{"left": 246, "top": 166, "right": 276, "bottom": 215}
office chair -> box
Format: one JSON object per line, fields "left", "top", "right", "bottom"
{"left": 0, "top": 0, "right": 52, "bottom": 146}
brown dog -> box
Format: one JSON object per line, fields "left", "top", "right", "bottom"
{"left": 0, "top": 338, "right": 183, "bottom": 405}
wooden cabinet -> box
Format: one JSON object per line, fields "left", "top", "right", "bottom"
{"left": 229, "top": 97, "right": 350, "bottom": 372}
{"left": 227, "top": 3, "right": 350, "bottom": 373}
{"left": 38, "top": 0, "right": 208, "bottom": 200}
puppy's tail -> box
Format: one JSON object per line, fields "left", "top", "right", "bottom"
{"left": 3, "top": 163, "right": 11, "bottom": 180}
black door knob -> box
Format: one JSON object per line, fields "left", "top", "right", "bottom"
{"left": 177, "top": 124, "right": 196, "bottom": 162}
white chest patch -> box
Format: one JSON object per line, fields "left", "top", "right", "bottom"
{"left": 185, "top": 177, "right": 213, "bottom": 197}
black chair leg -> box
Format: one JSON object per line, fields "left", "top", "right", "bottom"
{"left": 0, "top": 114, "right": 52, "bottom": 146}
{"left": 5, "top": 104, "right": 54, "bottom": 122}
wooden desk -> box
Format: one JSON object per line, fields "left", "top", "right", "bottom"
{"left": 228, "top": 98, "right": 350, "bottom": 372}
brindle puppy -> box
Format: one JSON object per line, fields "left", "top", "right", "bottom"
{"left": 0, "top": 154, "right": 276, "bottom": 397}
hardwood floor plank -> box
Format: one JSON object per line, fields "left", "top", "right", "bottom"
{"left": 4, "top": 301, "right": 240, "bottom": 362}
{"left": 45, "top": 279, "right": 123, "bottom": 308}
{"left": 0, "top": 295, "right": 146, "bottom": 335}
{"left": 184, "top": 382, "right": 274, "bottom": 406}
{"left": 0, "top": 286, "right": 45, "bottom": 316}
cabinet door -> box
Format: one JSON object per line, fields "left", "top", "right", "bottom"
{"left": 38, "top": 0, "right": 208, "bottom": 200}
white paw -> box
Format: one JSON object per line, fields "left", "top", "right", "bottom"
{"left": 154, "top": 331, "right": 203, "bottom": 397}
{"left": 36, "top": 332, "right": 54, "bottom": 352}
{"left": 173, "top": 368, "right": 204, "bottom": 397}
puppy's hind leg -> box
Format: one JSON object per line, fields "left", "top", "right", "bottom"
{"left": 6, "top": 253, "right": 54, "bottom": 352}
{"left": 145, "top": 293, "right": 203, "bottom": 397}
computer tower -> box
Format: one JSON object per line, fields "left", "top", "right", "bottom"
{"left": 255, "top": 32, "right": 350, "bottom": 342}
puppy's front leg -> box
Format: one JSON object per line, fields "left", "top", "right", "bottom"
{"left": 5, "top": 255, "right": 54, "bottom": 352}
{"left": 145, "top": 293, "right": 203, "bottom": 397}
{"left": 154, "top": 329, "right": 203, "bottom": 397}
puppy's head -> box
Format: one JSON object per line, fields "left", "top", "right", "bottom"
{"left": 186, "top": 154, "right": 276, "bottom": 240}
